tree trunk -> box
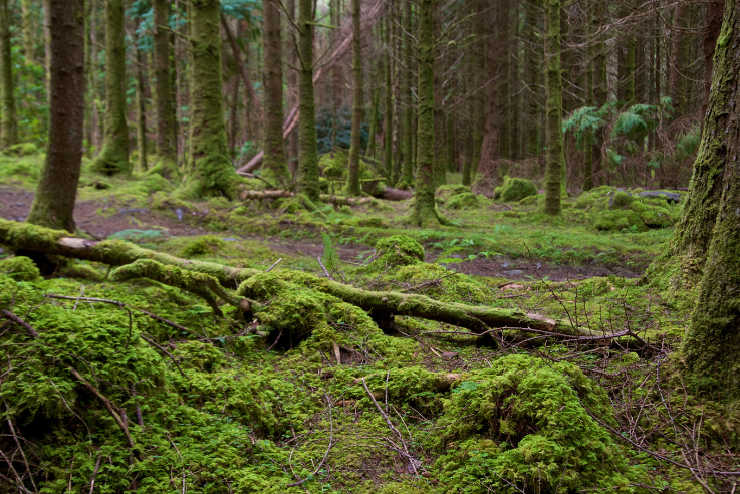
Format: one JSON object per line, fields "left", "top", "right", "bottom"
{"left": 285, "top": 0, "right": 298, "bottom": 174}
{"left": 18, "top": 0, "right": 36, "bottom": 63}
{"left": 401, "top": 0, "right": 414, "bottom": 186}
{"left": 383, "top": 17, "right": 394, "bottom": 182}
{"left": 263, "top": 0, "right": 289, "bottom": 187}
{"left": 134, "top": 17, "right": 149, "bottom": 172}
{"left": 544, "top": 0, "right": 564, "bottom": 215}
{"left": 0, "top": 0, "right": 17, "bottom": 148}
{"left": 26, "top": 0, "right": 84, "bottom": 232}
{"left": 346, "top": 0, "right": 362, "bottom": 196}
{"left": 91, "top": 0, "right": 130, "bottom": 175}
{"left": 297, "top": 0, "right": 320, "bottom": 201}
{"left": 413, "top": 0, "right": 440, "bottom": 226}
{"left": 186, "top": 0, "right": 236, "bottom": 198}
{"left": 682, "top": 0, "right": 739, "bottom": 400}
{"left": 153, "top": 0, "right": 177, "bottom": 164}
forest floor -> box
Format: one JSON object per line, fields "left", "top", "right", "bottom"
{"left": 0, "top": 153, "right": 737, "bottom": 493}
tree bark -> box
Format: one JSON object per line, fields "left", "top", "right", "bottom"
{"left": 346, "top": 0, "right": 362, "bottom": 196}
{"left": 91, "top": 0, "right": 130, "bottom": 175}
{"left": 297, "top": 0, "right": 320, "bottom": 201}
{"left": 186, "top": 0, "right": 236, "bottom": 198}
{"left": 544, "top": 0, "right": 564, "bottom": 215}
{"left": 263, "top": 0, "right": 289, "bottom": 186}
{"left": 412, "top": 0, "right": 440, "bottom": 226}
{"left": 0, "top": 0, "right": 17, "bottom": 148}
{"left": 27, "top": 0, "right": 84, "bottom": 232}
{"left": 681, "top": 0, "right": 739, "bottom": 400}
{"left": 153, "top": 0, "right": 177, "bottom": 163}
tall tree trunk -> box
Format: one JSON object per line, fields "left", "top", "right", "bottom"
{"left": 27, "top": 0, "right": 84, "bottom": 232}
{"left": 544, "top": 0, "right": 564, "bottom": 215}
{"left": 91, "top": 0, "right": 130, "bottom": 175}
{"left": 682, "top": 0, "right": 738, "bottom": 400}
{"left": 153, "top": 0, "right": 177, "bottom": 165}
{"left": 135, "top": 31, "right": 148, "bottom": 172}
{"left": 702, "top": 0, "right": 724, "bottom": 115}
{"left": 18, "top": 0, "right": 36, "bottom": 63}
{"left": 413, "top": 0, "right": 440, "bottom": 226}
{"left": 297, "top": 0, "right": 320, "bottom": 201}
{"left": 0, "top": 0, "right": 17, "bottom": 148}
{"left": 346, "top": 0, "right": 362, "bottom": 196}
{"left": 186, "top": 0, "right": 236, "bottom": 198}
{"left": 285, "top": 0, "right": 298, "bottom": 174}
{"left": 383, "top": 16, "right": 393, "bottom": 181}
{"left": 401, "top": 0, "right": 414, "bottom": 186}
{"left": 263, "top": 0, "right": 289, "bottom": 186}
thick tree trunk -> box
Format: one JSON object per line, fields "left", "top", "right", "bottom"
{"left": 0, "top": 0, "right": 17, "bottom": 148}
{"left": 297, "top": 0, "right": 320, "bottom": 201}
{"left": 413, "top": 0, "right": 440, "bottom": 226}
{"left": 91, "top": 0, "right": 130, "bottom": 175}
{"left": 153, "top": 0, "right": 177, "bottom": 164}
{"left": 682, "top": 0, "right": 739, "bottom": 400}
{"left": 263, "top": 0, "right": 289, "bottom": 186}
{"left": 27, "top": 0, "right": 84, "bottom": 232}
{"left": 544, "top": 0, "right": 564, "bottom": 215}
{"left": 186, "top": 0, "right": 236, "bottom": 198}
{"left": 346, "top": 0, "right": 362, "bottom": 196}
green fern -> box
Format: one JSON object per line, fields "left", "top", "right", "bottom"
{"left": 562, "top": 104, "right": 608, "bottom": 150}
{"left": 675, "top": 126, "right": 701, "bottom": 161}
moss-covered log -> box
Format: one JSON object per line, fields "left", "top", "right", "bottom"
{"left": 1, "top": 218, "right": 601, "bottom": 339}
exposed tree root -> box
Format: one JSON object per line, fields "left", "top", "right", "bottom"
{"left": 0, "top": 219, "right": 643, "bottom": 345}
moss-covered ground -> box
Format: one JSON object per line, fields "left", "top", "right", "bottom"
{"left": 0, "top": 152, "right": 736, "bottom": 492}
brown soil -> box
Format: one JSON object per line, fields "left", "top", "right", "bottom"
{"left": 0, "top": 185, "right": 641, "bottom": 280}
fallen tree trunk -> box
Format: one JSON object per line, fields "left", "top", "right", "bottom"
{"left": 1, "top": 218, "right": 607, "bottom": 339}
{"left": 240, "top": 189, "right": 409, "bottom": 204}
{"left": 240, "top": 189, "right": 374, "bottom": 206}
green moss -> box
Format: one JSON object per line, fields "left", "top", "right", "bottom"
{"left": 370, "top": 235, "right": 425, "bottom": 269}
{"left": 3, "top": 142, "right": 39, "bottom": 156}
{"left": 446, "top": 192, "right": 482, "bottom": 210}
{"left": 493, "top": 176, "right": 538, "bottom": 202}
{"left": 434, "top": 354, "right": 647, "bottom": 493}
{"left": 610, "top": 190, "right": 634, "bottom": 208}
{"left": 391, "top": 262, "right": 490, "bottom": 304}
{"left": 593, "top": 209, "right": 645, "bottom": 232}
{"left": 0, "top": 255, "right": 41, "bottom": 280}
{"left": 181, "top": 235, "right": 227, "bottom": 257}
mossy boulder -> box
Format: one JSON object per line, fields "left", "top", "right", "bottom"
{"left": 493, "top": 176, "right": 537, "bottom": 202}
{"left": 446, "top": 192, "right": 482, "bottom": 210}
{"left": 371, "top": 235, "right": 425, "bottom": 269}
{"left": 576, "top": 186, "right": 682, "bottom": 232}
{"left": 0, "top": 256, "right": 41, "bottom": 281}
{"left": 435, "top": 354, "right": 646, "bottom": 492}
{"left": 181, "top": 235, "right": 227, "bottom": 257}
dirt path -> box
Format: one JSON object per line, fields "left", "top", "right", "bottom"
{"left": 0, "top": 185, "right": 641, "bottom": 281}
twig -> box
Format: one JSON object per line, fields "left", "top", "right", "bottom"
{"left": 0, "top": 309, "right": 39, "bottom": 338}
{"left": 140, "top": 333, "right": 186, "bottom": 379}
{"left": 266, "top": 330, "right": 283, "bottom": 351}
{"left": 360, "top": 378, "right": 420, "bottom": 475}
{"left": 2, "top": 403, "right": 37, "bottom": 494}
{"left": 287, "top": 395, "right": 334, "bottom": 487}
{"left": 266, "top": 258, "right": 283, "bottom": 272}
{"left": 88, "top": 455, "right": 102, "bottom": 494}
{"left": 316, "top": 256, "right": 333, "bottom": 280}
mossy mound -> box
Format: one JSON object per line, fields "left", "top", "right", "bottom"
{"left": 434, "top": 353, "right": 647, "bottom": 493}
{"left": 0, "top": 255, "right": 41, "bottom": 281}
{"left": 446, "top": 192, "right": 482, "bottom": 210}
{"left": 493, "top": 176, "right": 538, "bottom": 202}
{"left": 436, "top": 184, "right": 471, "bottom": 203}
{"left": 181, "top": 235, "right": 227, "bottom": 257}
{"left": 2, "top": 142, "right": 40, "bottom": 156}
{"left": 369, "top": 235, "right": 425, "bottom": 270}
{"left": 574, "top": 186, "right": 681, "bottom": 232}
{"left": 391, "top": 262, "right": 491, "bottom": 304}
{"left": 237, "top": 270, "right": 419, "bottom": 359}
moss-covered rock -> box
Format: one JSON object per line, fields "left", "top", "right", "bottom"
{"left": 0, "top": 255, "right": 41, "bottom": 281}
{"left": 593, "top": 209, "right": 646, "bottom": 232}
{"left": 371, "top": 235, "right": 425, "bottom": 269}
{"left": 493, "top": 176, "right": 538, "bottom": 202}
{"left": 446, "top": 192, "right": 481, "bottom": 210}
{"left": 609, "top": 190, "right": 634, "bottom": 209}
{"left": 181, "top": 235, "right": 227, "bottom": 257}
{"left": 435, "top": 354, "right": 646, "bottom": 493}
{"left": 575, "top": 186, "right": 682, "bottom": 232}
